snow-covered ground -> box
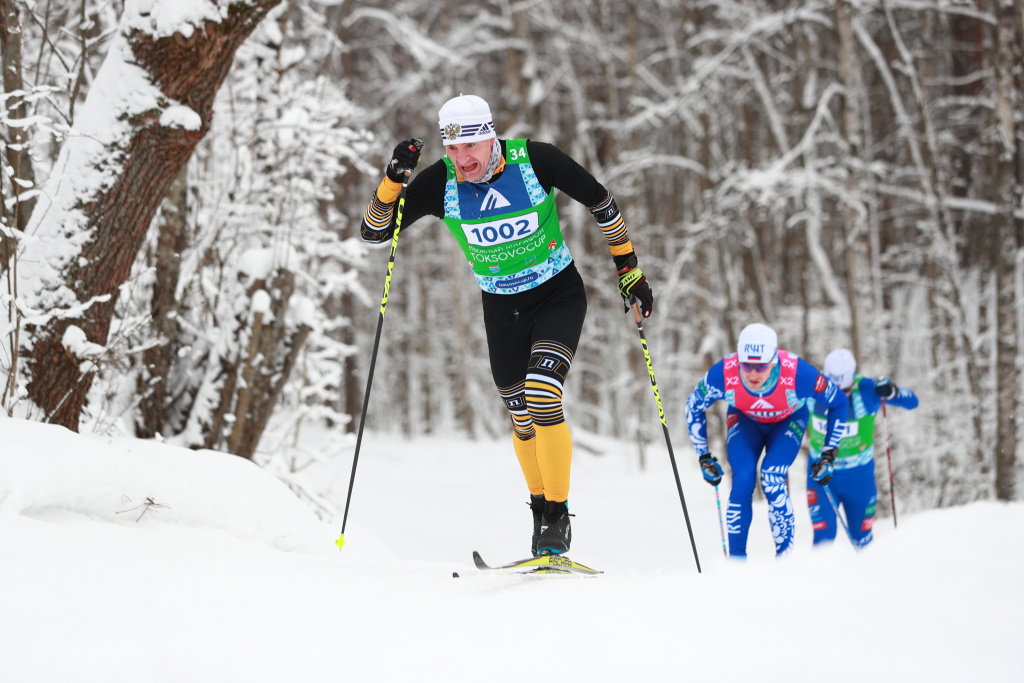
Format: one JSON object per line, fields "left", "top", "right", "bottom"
{"left": 1, "top": 416, "right": 1021, "bottom": 682}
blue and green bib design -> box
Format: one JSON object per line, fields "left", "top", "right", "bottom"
{"left": 809, "top": 373, "right": 877, "bottom": 469}
{"left": 441, "top": 139, "right": 572, "bottom": 294}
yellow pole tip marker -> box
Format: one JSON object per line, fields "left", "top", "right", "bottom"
{"left": 335, "top": 534, "right": 345, "bottom": 550}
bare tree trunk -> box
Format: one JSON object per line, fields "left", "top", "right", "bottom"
{"left": 227, "top": 311, "right": 265, "bottom": 456}
{"left": 137, "top": 164, "right": 189, "bottom": 438}
{"left": 323, "top": 1, "right": 361, "bottom": 435}
{"left": 340, "top": 249, "right": 361, "bottom": 435}
{"left": 993, "top": 0, "right": 1020, "bottom": 500}
{"left": 235, "top": 270, "right": 290, "bottom": 458}
{"left": 505, "top": 4, "right": 536, "bottom": 133}
{"left": 241, "top": 323, "right": 311, "bottom": 458}
{"left": 23, "top": 1, "right": 283, "bottom": 430}
{"left": 223, "top": 268, "right": 313, "bottom": 460}
{"left": 203, "top": 356, "right": 240, "bottom": 450}
{"left": 0, "top": 0, "right": 37, "bottom": 266}
{"left": 835, "top": 0, "right": 871, "bottom": 359}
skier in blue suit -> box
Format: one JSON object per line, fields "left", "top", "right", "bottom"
{"left": 806, "top": 348, "right": 919, "bottom": 548}
{"left": 685, "top": 324, "right": 849, "bottom": 558}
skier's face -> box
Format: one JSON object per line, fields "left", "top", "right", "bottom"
{"left": 740, "top": 362, "right": 774, "bottom": 390}
{"left": 445, "top": 139, "right": 494, "bottom": 182}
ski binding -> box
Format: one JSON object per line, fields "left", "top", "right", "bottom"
{"left": 472, "top": 550, "right": 602, "bottom": 576}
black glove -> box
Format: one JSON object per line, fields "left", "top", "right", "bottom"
{"left": 811, "top": 448, "right": 836, "bottom": 485}
{"left": 699, "top": 455, "right": 723, "bottom": 486}
{"left": 614, "top": 253, "right": 653, "bottom": 317}
{"left": 385, "top": 138, "right": 424, "bottom": 183}
{"left": 874, "top": 378, "right": 897, "bottom": 400}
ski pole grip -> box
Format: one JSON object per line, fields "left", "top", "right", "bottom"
{"left": 630, "top": 296, "right": 642, "bottom": 324}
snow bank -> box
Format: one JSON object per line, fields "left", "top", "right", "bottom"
{"left": 0, "top": 417, "right": 335, "bottom": 553}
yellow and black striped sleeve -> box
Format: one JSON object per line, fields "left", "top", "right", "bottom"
{"left": 360, "top": 176, "right": 403, "bottom": 244}
{"left": 359, "top": 160, "right": 447, "bottom": 244}
{"left": 588, "top": 194, "right": 634, "bottom": 258}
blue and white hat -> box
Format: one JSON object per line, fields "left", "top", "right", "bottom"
{"left": 438, "top": 95, "right": 496, "bottom": 145}
{"left": 737, "top": 323, "right": 778, "bottom": 364}
{"left": 823, "top": 348, "right": 856, "bottom": 389}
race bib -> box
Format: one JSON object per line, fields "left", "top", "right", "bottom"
{"left": 812, "top": 415, "right": 858, "bottom": 438}
{"left": 461, "top": 212, "right": 540, "bottom": 247}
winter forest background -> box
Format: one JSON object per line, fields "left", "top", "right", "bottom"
{"left": 0, "top": 0, "right": 1021, "bottom": 519}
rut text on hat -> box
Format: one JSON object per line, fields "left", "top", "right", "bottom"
{"left": 737, "top": 323, "right": 778, "bottom": 364}
{"left": 438, "top": 95, "right": 497, "bottom": 145}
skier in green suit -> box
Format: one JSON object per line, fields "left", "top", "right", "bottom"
{"left": 360, "top": 95, "right": 653, "bottom": 557}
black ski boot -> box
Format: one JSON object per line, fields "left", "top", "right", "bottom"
{"left": 530, "top": 494, "right": 545, "bottom": 557}
{"left": 537, "top": 499, "right": 572, "bottom": 556}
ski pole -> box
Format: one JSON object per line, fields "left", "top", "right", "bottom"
{"left": 629, "top": 299, "right": 702, "bottom": 573}
{"left": 337, "top": 140, "right": 422, "bottom": 550}
{"left": 714, "top": 485, "right": 728, "bottom": 558}
{"left": 880, "top": 398, "right": 897, "bottom": 528}
{"left": 823, "top": 484, "right": 854, "bottom": 545}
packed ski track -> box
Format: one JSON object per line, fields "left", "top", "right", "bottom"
{"left": 1, "top": 418, "right": 1021, "bottom": 682}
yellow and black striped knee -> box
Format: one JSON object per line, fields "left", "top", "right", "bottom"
{"left": 525, "top": 341, "right": 574, "bottom": 426}
{"left": 498, "top": 381, "right": 535, "bottom": 440}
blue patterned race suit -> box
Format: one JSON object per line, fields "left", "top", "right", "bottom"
{"left": 806, "top": 375, "right": 918, "bottom": 548}
{"left": 685, "top": 352, "right": 848, "bottom": 557}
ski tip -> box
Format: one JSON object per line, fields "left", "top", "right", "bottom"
{"left": 471, "top": 551, "right": 489, "bottom": 569}
{"left": 453, "top": 572, "right": 460, "bottom": 578}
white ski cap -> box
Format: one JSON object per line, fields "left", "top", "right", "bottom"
{"left": 736, "top": 323, "right": 778, "bottom": 364}
{"left": 824, "top": 348, "right": 857, "bottom": 389}
{"left": 438, "top": 94, "right": 496, "bottom": 145}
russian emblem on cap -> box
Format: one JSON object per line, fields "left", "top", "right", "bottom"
{"left": 444, "top": 123, "right": 462, "bottom": 141}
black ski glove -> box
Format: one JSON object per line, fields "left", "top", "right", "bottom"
{"left": 385, "top": 138, "right": 424, "bottom": 183}
{"left": 614, "top": 252, "right": 653, "bottom": 317}
{"left": 874, "top": 378, "right": 898, "bottom": 400}
{"left": 699, "top": 455, "right": 724, "bottom": 486}
{"left": 811, "top": 448, "right": 836, "bottom": 485}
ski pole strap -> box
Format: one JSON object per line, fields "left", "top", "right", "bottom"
{"left": 630, "top": 296, "right": 642, "bottom": 324}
